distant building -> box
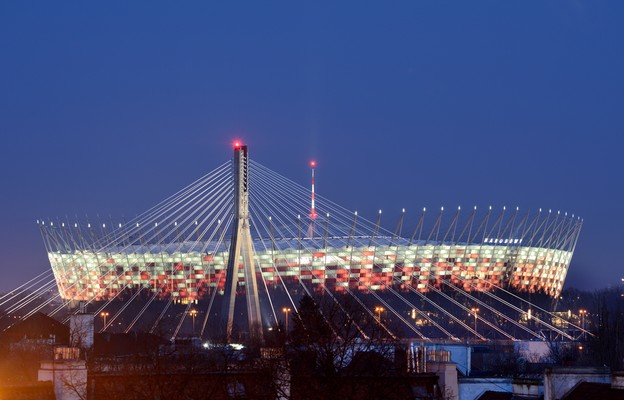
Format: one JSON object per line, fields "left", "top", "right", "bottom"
{"left": 0, "top": 312, "right": 69, "bottom": 345}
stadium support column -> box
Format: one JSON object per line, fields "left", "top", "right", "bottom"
{"left": 222, "top": 143, "right": 263, "bottom": 342}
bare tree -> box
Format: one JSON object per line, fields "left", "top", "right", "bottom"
{"left": 287, "top": 293, "right": 436, "bottom": 400}
{"left": 588, "top": 287, "right": 624, "bottom": 370}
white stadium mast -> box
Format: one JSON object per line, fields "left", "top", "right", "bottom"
{"left": 221, "top": 142, "right": 263, "bottom": 342}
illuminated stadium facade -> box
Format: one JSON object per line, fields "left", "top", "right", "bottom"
{"left": 42, "top": 236, "right": 577, "bottom": 302}
{"left": 38, "top": 144, "right": 582, "bottom": 339}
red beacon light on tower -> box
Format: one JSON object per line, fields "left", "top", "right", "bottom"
{"left": 309, "top": 160, "right": 317, "bottom": 219}
{"left": 233, "top": 141, "right": 241, "bottom": 149}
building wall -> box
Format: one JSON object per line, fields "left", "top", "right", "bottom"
{"left": 458, "top": 377, "right": 512, "bottom": 400}
{"left": 544, "top": 366, "right": 611, "bottom": 400}
{"left": 38, "top": 360, "right": 88, "bottom": 400}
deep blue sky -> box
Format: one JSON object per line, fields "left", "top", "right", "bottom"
{"left": 1, "top": 1, "right": 623, "bottom": 292}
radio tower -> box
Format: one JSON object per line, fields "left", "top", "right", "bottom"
{"left": 310, "top": 160, "right": 317, "bottom": 219}
{"left": 222, "top": 141, "right": 263, "bottom": 342}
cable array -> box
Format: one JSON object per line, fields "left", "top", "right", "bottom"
{"left": 1, "top": 154, "right": 587, "bottom": 343}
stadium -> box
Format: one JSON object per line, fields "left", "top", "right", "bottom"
{"left": 36, "top": 143, "right": 582, "bottom": 340}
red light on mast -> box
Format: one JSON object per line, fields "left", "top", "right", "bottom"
{"left": 233, "top": 141, "right": 241, "bottom": 149}
{"left": 310, "top": 160, "right": 317, "bottom": 219}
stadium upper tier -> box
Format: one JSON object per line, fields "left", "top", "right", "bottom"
{"left": 40, "top": 159, "right": 582, "bottom": 301}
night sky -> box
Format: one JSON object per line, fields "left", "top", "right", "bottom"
{"left": 1, "top": 2, "right": 623, "bottom": 293}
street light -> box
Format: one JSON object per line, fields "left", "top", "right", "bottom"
{"left": 189, "top": 309, "right": 198, "bottom": 335}
{"left": 100, "top": 311, "right": 110, "bottom": 330}
{"left": 470, "top": 308, "right": 479, "bottom": 339}
{"left": 375, "top": 306, "right": 385, "bottom": 322}
{"left": 282, "top": 307, "right": 291, "bottom": 332}
{"left": 579, "top": 309, "right": 587, "bottom": 340}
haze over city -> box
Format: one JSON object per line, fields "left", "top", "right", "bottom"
{"left": 1, "top": 1, "right": 623, "bottom": 293}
